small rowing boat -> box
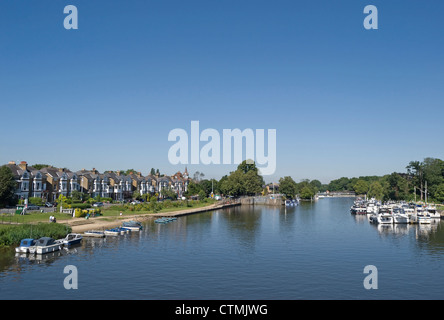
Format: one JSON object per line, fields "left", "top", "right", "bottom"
{"left": 122, "top": 220, "right": 143, "bottom": 231}
{"left": 84, "top": 230, "right": 105, "bottom": 238}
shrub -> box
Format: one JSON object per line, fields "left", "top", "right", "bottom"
{"left": 28, "top": 197, "right": 43, "bottom": 206}
{"left": 70, "top": 203, "right": 92, "bottom": 210}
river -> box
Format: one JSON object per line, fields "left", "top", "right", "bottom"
{"left": 1, "top": 197, "right": 444, "bottom": 300}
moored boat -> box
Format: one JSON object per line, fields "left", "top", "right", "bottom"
{"left": 122, "top": 220, "right": 143, "bottom": 231}
{"left": 393, "top": 208, "right": 409, "bottom": 224}
{"left": 425, "top": 206, "right": 440, "bottom": 219}
{"left": 154, "top": 217, "right": 177, "bottom": 224}
{"left": 84, "top": 230, "right": 105, "bottom": 238}
{"left": 15, "top": 239, "right": 36, "bottom": 253}
{"left": 29, "top": 237, "right": 62, "bottom": 255}
{"left": 61, "top": 233, "right": 83, "bottom": 246}
{"left": 104, "top": 228, "right": 121, "bottom": 236}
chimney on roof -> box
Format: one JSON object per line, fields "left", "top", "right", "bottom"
{"left": 137, "top": 172, "right": 142, "bottom": 178}
{"left": 116, "top": 171, "right": 121, "bottom": 176}
{"left": 18, "top": 161, "right": 27, "bottom": 171}
{"left": 8, "top": 161, "right": 16, "bottom": 165}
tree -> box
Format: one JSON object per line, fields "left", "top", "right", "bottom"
{"left": 29, "top": 197, "right": 43, "bottom": 206}
{"left": 309, "top": 180, "right": 322, "bottom": 193}
{"left": 383, "top": 173, "right": 409, "bottom": 201}
{"left": 198, "top": 190, "right": 206, "bottom": 200}
{"left": 150, "top": 168, "right": 156, "bottom": 175}
{"left": 220, "top": 170, "right": 245, "bottom": 197}
{"left": 32, "top": 164, "right": 50, "bottom": 170}
{"left": 71, "top": 190, "right": 83, "bottom": 201}
{"left": 237, "top": 160, "right": 258, "bottom": 174}
{"left": 328, "top": 177, "right": 351, "bottom": 191}
{"left": 0, "top": 166, "right": 16, "bottom": 207}
{"left": 434, "top": 184, "right": 444, "bottom": 203}
{"left": 368, "top": 181, "right": 384, "bottom": 200}
{"left": 353, "top": 179, "right": 369, "bottom": 195}
{"left": 279, "top": 176, "right": 298, "bottom": 199}
{"left": 162, "top": 188, "right": 177, "bottom": 200}
{"left": 244, "top": 170, "right": 263, "bottom": 195}
{"left": 300, "top": 186, "right": 315, "bottom": 200}
{"left": 185, "top": 181, "right": 203, "bottom": 197}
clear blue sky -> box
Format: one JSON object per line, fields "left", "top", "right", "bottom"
{"left": 1, "top": 0, "right": 443, "bottom": 183}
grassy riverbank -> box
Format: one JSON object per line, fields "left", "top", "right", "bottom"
{"left": 0, "top": 199, "right": 218, "bottom": 246}
{"left": 102, "top": 199, "right": 217, "bottom": 216}
{"left": 0, "top": 223, "right": 72, "bottom": 247}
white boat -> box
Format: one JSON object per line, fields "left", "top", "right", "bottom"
{"left": 392, "top": 208, "right": 409, "bottom": 224}
{"left": 104, "top": 228, "right": 121, "bottom": 236}
{"left": 377, "top": 213, "right": 393, "bottom": 224}
{"left": 29, "top": 237, "right": 62, "bottom": 254}
{"left": 84, "top": 230, "right": 105, "bottom": 238}
{"left": 417, "top": 213, "right": 431, "bottom": 224}
{"left": 122, "top": 221, "right": 143, "bottom": 231}
{"left": 15, "top": 239, "right": 36, "bottom": 253}
{"left": 61, "top": 233, "right": 83, "bottom": 246}
{"left": 425, "top": 206, "right": 440, "bottom": 219}
{"left": 369, "top": 210, "right": 393, "bottom": 224}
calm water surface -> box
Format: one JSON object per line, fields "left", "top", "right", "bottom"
{"left": 1, "top": 198, "right": 444, "bottom": 300}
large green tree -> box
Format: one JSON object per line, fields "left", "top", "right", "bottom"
{"left": 300, "top": 186, "right": 315, "bottom": 200}
{"left": 219, "top": 161, "right": 264, "bottom": 197}
{"left": 353, "top": 179, "right": 369, "bottom": 195}
{"left": 368, "top": 181, "right": 384, "bottom": 200}
{"left": 0, "top": 166, "right": 16, "bottom": 207}
{"left": 279, "top": 176, "right": 298, "bottom": 199}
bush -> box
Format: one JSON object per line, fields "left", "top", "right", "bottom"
{"left": 28, "top": 197, "right": 43, "bottom": 206}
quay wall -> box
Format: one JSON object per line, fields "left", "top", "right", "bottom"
{"left": 240, "top": 196, "right": 284, "bottom": 206}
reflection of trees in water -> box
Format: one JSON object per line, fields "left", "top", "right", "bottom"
{"left": 415, "top": 222, "right": 444, "bottom": 254}
{"left": 220, "top": 206, "right": 262, "bottom": 253}
{"left": 0, "top": 247, "right": 16, "bottom": 272}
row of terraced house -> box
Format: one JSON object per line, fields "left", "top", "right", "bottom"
{"left": 5, "top": 161, "right": 191, "bottom": 202}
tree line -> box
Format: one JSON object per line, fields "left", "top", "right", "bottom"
{"left": 324, "top": 157, "right": 444, "bottom": 202}
{"left": 1, "top": 157, "right": 443, "bottom": 207}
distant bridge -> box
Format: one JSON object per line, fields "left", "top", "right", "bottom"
{"left": 317, "top": 192, "right": 356, "bottom": 198}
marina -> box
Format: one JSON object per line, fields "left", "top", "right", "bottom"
{"left": 350, "top": 198, "right": 442, "bottom": 225}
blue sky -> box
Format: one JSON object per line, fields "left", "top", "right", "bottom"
{"left": 1, "top": 0, "right": 443, "bottom": 183}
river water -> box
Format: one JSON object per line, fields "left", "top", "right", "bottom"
{"left": 1, "top": 197, "right": 444, "bottom": 300}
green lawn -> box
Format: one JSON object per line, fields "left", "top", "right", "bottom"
{"left": 0, "top": 212, "right": 73, "bottom": 225}
{"left": 0, "top": 199, "right": 217, "bottom": 224}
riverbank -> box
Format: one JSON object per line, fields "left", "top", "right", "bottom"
{"left": 62, "top": 201, "right": 240, "bottom": 233}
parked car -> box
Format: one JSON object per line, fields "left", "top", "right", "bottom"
{"left": 130, "top": 200, "right": 141, "bottom": 205}
{"left": 45, "top": 202, "right": 53, "bottom": 207}
{"left": 27, "top": 205, "right": 40, "bottom": 210}
{"left": 93, "top": 202, "right": 104, "bottom": 207}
